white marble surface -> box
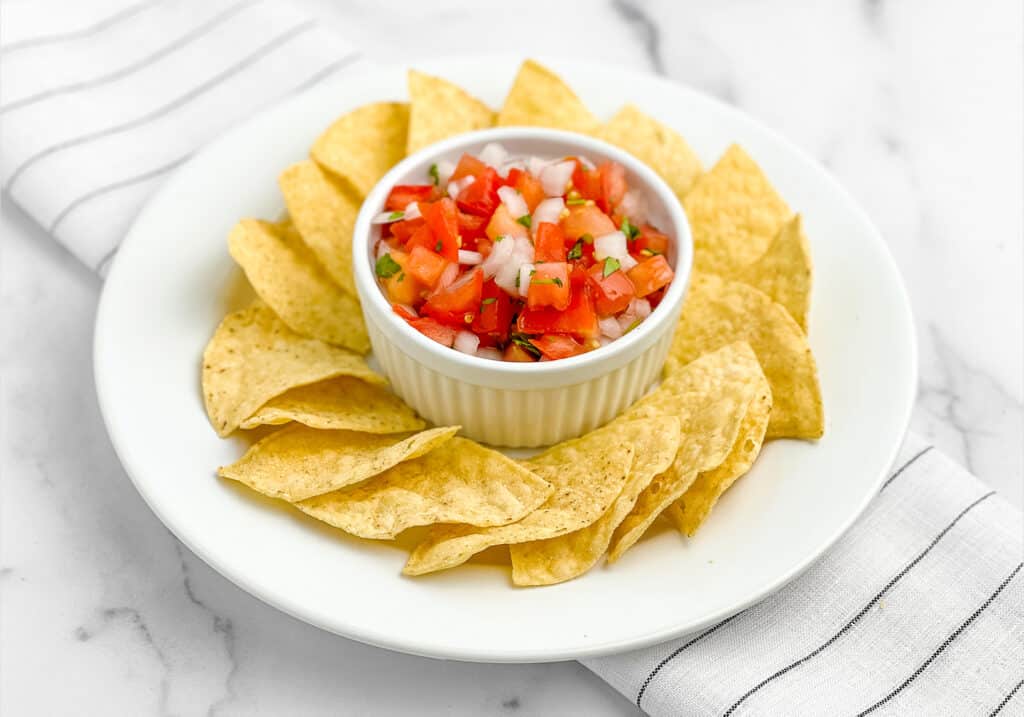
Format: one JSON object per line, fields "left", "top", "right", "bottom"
{"left": 2, "top": 1, "right": 1021, "bottom": 715}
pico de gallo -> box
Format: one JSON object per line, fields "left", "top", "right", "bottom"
{"left": 371, "top": 143, "right": 675, "bottom": 361}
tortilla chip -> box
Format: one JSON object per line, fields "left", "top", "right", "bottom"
{"left": 684, "top": 144, "right": 793, "bottom": 276}
{"left": 219, "top": 425, "right": 458, "bottom": 502}
{"left": 596, "top": 104, "right": 703, "bottom": 199}
{"left": 496, "top": 59, "right": 599, "bottom": 134}
{"left": 311, "top": 102, "right": 409, "bottom": 197}
{"left": 201, "top": 304, "right": 382, "bottom": 436}
{"left": 664, "top": 378, "right": 772, "bottom": 536}
{"left": 279, "top": 160, "right": 362, "bottom": 297}
{"left": 607, "top": 341, "right": 769, "bottom": 561}
{"left": 239, "top": 375, "right": 425, "bottom": 433}
{"left": 298, "top": 437, "right": 553, "bottom": 540}
{"left": 735, "top": 214, "right": 812, "bottom": 331}
{"left": 665, "top": 273, "right": 824, "bottom": 439}
{"left": 407, "top": 70, "right": 495, "bottom": 154}
{"left": 228, "top": 219, "right": 370, "bottom": 353}
{"left": 508, "top": 418, "right": 681, "bottom": 586}
{"left": 403, "top": 418, "right": 680, "bottom": 576}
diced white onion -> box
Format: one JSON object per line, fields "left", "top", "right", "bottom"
{"left": 618, "top": 253, "right": 639, "bottom": 272}
{"left": 497, "top": 185, "right": 529, "bottom": 219}
{"left": 476, "top": 347, "right": 503, "bottom": 361}
{"left": 435, "top": 160, "right": 456, "bottom": 186}
{"left": 575, "top": 154, "right": 596, "bottom": 171}
{"left": 371, "top": 210, "right": 404, "bottom": 224}
{"left": 594, "top": 231, "right": 628, "bottom": 260}
{"left": 599, "top": 316, "right": 624, "bottom": 339}
{"left": 395, "top": 303, "right": 418, "bottom": 318}
{"left": 454, "top": 330, "right": 480, "bottom": 355}
{"left": 618, "top": 188, "right": 648, "bottom": 225}
{"left": 447, "top": 175, "right": 475, "bottom": 198}
{"left": 631, "top": 297, "right": 652, "bottom": 318}
{"left": 478, "top": 142, "right": 508, "bottom": 169}
{"left": 499, "top": 158, "right": 526, "bottom": 178}
{"left": 531, "top": 197, "right": 565, "bottom": 231}
{"left": 527, "top": 156, "right": 550, "bottom": 177}
{"left": 481, "top": 235, "right": 515, "bottom": 277}
{"left": 458, "top": 249, "right": 483, "bottom": 265}
{"left": 437, "top": 262, "right": 459, "bottom": 288}
{"left": 540, "top": 160, "right": 575, "bottom": 197}
{"left": 598, "top": 336, "right": 614, "bottom": 348}
{"left": 374, "top": 242, "right": 391, "bottom": 260}
{"left": 402, "top": 201, "right": 421, "bottom": 220}
{"left": 517, "top": 263, "right": 536, "bottom": 298}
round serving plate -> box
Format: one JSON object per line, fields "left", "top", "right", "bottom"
{"left": 94, "top": 55, "right": 916, "bottom": 662}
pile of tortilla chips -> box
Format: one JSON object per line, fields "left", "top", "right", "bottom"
{"left": 201, "top": 60, "right": 823, "bottom": 587}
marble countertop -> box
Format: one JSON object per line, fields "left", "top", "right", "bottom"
{"left": 2, "top": 1, "right": 1020, "bottom": 714}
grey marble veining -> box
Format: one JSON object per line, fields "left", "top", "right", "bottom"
{"left": 2, "top": 0, "right": 1020, "bottom": 714}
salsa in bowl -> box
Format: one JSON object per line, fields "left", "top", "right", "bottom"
{"left": 353, "top": 128, "right": 691, "bottom": 446}
{"left": 371, "top": 143, "right": 676, "bottom": 361}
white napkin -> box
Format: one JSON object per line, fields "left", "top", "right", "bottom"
{"left": 0, "top": 0, "right": 362, "bottom": 274}
{"left": 3, "top": 5, "right": 1021, "bottom": 716}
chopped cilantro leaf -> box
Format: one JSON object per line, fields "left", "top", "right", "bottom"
{"left": 375, "top": 253, "right": 401, "bottom": 278}
{"left": 481, "top": 297, "right": 497, "bottom": 306}
{"left": 531, "top": 277, "right": 563, "bottom": 287}
{"left": 387, "top": 210, "right": 404, "bottom": 221}
{"left": 581, "top": 233, "right": 594, "bottom": 244}
{"left": 516, "top": 214, "right": 532, "bottom": 228}
{"left": 567, "top": 239, "right": 584, "bottom": 260}
{"left": 566, "top": 198, "right": 587, "bottom": 206}
{"left": 434, "top": 239, "right": 443, "bottom": 252}
{"left": 602, "top": 256, "right": 621, "bottom": 277}
{"left": 510, "top": 333, "right": 542, "bottom": 358}
{"left": 624, "top": 318, "right": 642, "bottom": 334}
{"left": 397, "top": 272, "right": 405, "bottom": 283}
{"left": 621, "top": 217, "right": 640, "bottom": 240}
{"left": 429, "top": 163, "right": 440, "bottom": 185}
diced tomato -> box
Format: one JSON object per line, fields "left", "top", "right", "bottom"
{"left": 503, "top": 342, "right": 537, "bottom": 362}
{"left": 392, "top": 303, "right": 417, "bottom": 321}
{"left": 570, "top": 160, "right": 602, "bottom": 202}
{"left": 486, "top": 203, "right": 529, "bottom": 241}
{"left": 381, "top": 251, "right": 421, "bottom": 305}
{"left": 626, "top": 255, "right": 674, "bottom": 297}
{"left": 450, "top": 153, "right": 488, "bottom": 182}
{"left": 599, "top": 161, "right": 627, "bottom": 213}
{"left": 517, "top": 282, "right": 598, "bottom": 338}
{"left": 560, "top": 204, "right": 616, "bottom": 240}
{"left": 409, "top": 317, "right": 456, "bottom": 347}
{"left": 456, "top": 166, "right": 501, "bottom": 217}
{"left": 422, "top": 268, "right": 483, "bottom": 327}
{"left": 421, "top": 198, "right": 460, "bottom": 261}
{"left": 586, "top": 263, "right": 637, "bottom": 316}
{"left": 514, "top": 170, "right": 546, "bottom": 212}
{"left": 390, "top": 217, "right": 425, "bottom": 243}
{"left": 474, "top": 237, "right": 494, "bottom": 258}
{"left": 385, "top": 185, "right": 437, "bottom": 211}
{"left": 503, "top": 167, "right": 524, "bottom": 187}
{"left": 634, "top": 224, "right": 670, "bottom": 256}
{"left": 406, "top": 245, "right": 449, "bottom": 288}
{"left": 527, "top": 262, "right": 571, "bottom": 311}
{"left": 534, "top": 222, "right": 567, "bottom": 262}
{"left": 404, "top": 223, "right": 435, "bottom": 253}
{"left": 457, "top": 211, "right": 488, "bottom": 243}
{"left": 471, "top": 280, "right": 513, "bottom": 342}
{"left": 529, "top": 334, "right": 587, "bottom": 360}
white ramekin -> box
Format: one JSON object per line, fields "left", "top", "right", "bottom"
{"left": 352, "top": 128, "right": 692, "bottom": 447}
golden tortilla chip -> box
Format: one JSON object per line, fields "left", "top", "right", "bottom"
{"left": 684, "top": 144, "right": 793, "bottom": 276}
{"left": 666, "top": 273, "right": 824, "bottom": 439}
{"left": 298, "top": 438, "right": 553, "bottom": 540}
{"left": 496, "top": 59, "right": 599, "bottom": 134}
{"left": 279, "top": 160, "right": 362, "bottom": 297}
{"left": 596, "top": 104, "right": 703, "bottom": 199}
{"left": 312, "top": 102, "right": 409, "bottom": 197}
{"left": 407, "top": 70, "right": 495, "bottom": 154}
{"left": 607, "top": 341, "right": 769, "bottom": 562}
{"left": 403, "top": 418, "right": 681, "bottom": 576}
{"left": 228, "top": 219, "right": 370, "bottom": 353}
{"left": 508, "top": 418, "right": 681, "bottom": 587}
{"left": 239, "top": 375, "right": 425, "bottom": 433}
{"left": 735, "top": 214, "right": 812, "bottom": 331}
{"left": 202, "top": 304, "right": 382, "bottom": 436}
{"left": 664, "top": 379, "right": 772, "bottom": 536}
{"left": 219, "top": 425, "right": 458, "bottom": 502}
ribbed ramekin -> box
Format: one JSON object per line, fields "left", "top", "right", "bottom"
{"left": 352, "top": 128, "right": 691, "bottom": 447}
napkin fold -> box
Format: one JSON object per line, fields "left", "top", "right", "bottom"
{"left": 3, "top": 5, "right": 1021, "bottom": 716}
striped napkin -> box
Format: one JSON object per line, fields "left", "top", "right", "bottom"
{"left": 3, "top": 4, "right": 1021, "bottom": 715}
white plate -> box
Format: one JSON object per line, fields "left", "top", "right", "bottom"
{"left": 94, "top": 56, "right": 916, "bottom": 662}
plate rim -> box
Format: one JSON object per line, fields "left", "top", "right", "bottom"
{"left": 93, "top": 53, "right": 918, "bottom": 663}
